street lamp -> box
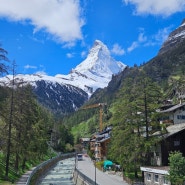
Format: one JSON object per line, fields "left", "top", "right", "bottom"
{"left": 95, "top": 159, "right": 96, "bottom": 185}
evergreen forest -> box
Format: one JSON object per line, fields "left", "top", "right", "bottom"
{"left": 0, "top": 48, "right": 74, "bottom": 183}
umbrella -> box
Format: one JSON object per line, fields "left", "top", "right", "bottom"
{"left": 103, "top": 160, "right": 113, "bottom": 170}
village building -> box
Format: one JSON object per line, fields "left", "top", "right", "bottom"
{"left": 89, "top": 126, "right": 112, "bottom": 160}
{"left": 140, "top": 166, "right": 170, "bottom": 185}
{"left": 79, "top": 137, "right": 90, "bottom": 149}
{"left": 141, "top": 102, "right": 185, "bottom": 185}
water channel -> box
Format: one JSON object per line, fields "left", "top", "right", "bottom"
{"left": 38, "top": 157, "right": 75, "bottom": 185}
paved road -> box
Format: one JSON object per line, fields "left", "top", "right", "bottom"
{"left": 77, "top": 156, "right": 129, "bottom": 185}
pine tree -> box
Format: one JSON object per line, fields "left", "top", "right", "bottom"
{"left": 108, "top": 74, "right": 162, "bottom": 177}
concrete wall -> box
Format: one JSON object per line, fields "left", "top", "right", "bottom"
{"left": 73, "top": 170, "right": 90, "bottom": 185}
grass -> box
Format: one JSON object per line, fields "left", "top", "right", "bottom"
{"left": 0, "top": 151, "right": 57, "bottom": 185}
{"left": 123, "top": 171, "right": 143, "bottom": 181}
{"left": 0, "top": 181, "right": 15, "bottom": 185}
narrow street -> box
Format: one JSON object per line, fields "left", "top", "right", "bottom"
{"left": 77, "top": 155, "right": 129, "bottom": 185}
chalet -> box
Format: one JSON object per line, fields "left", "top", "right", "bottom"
{"left": 151, "top": 123, "right": 185, "bottom": 166}
{"left": 141, "top": 103, "right": 185, "bottom": 184}
{"left": 140, "top": 166, "right": 170, "bottom": 185}
{"left": 80, "top": 137, "right": 90, "bottom": 149}
{"left": 157, "top": 102, "right": 185, "bottom": 125}
{"left": 89, "top": 126, "right": 112, "bottom": 160}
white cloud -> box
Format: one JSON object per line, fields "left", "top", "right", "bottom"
{"left": 127, "top": 41, "right": 138, "bottom": 52}
{"left": 154, "top": 27, "right": 171, "bottom": 43}
{"left": 0, "top": 0, "right": 84, "bottom": 44}
{"left": 123, "top": 0, "right": 185, "bottom": 16}
{"left": 138, "top": 32, "right": 147, "bottom": 42}
{"left": 127, "top": 27, "right": 171, "bottom": 52}
{"left": 81, "top": 51, "right": 86, "bottom": 58}
{"left": 144, "top": 27, "right": 171, "bottom": 47}
{"left": 127, "top": 32, "right": 146, "bottom": 52}
{"left": 66, "top": 53, "right": 74, "bottom": 58}
{"left": 111, "top": 43, "right": 125, "bottom": 55}
{"left": 24, "top": 64, "right": 37, "bottom": 69}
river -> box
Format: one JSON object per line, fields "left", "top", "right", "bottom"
{"left": 38, "top": 157, "right": 75, "bottom": 185}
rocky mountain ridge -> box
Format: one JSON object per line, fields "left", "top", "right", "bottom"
{"left": 159, "top": 19, "right": 185, "bottom": 55}
{"left": 0, "top": 40, "right": 126, "bottom": 115}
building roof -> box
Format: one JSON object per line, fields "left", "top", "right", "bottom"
{"left": 157, "top": 102, "right": 185, "bottom": 113}
{"left": 140, "top": 166, "right": 169, "bottom": 175}
{"left": 98, "top": 136, "right": 110, "bottom": 143}
{"left": 153, "top": 123, "right": 185, "bottom": 138}
{"left": 80, "top": 138, "right": 90, "bottom": 142}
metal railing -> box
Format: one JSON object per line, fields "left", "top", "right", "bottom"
{"left": 74, "top": 168, "right": 100, "bottom": 185}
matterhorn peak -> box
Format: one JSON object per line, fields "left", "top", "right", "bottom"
{"left": 74, "top": 40, "right": 125, "bottom": 76}
{"left": 56, "top": 40, "right": 126, "bottom": 95}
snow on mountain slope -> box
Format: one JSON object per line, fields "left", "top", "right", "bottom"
{"left": 0, "top": 40, "right": 126, "bottom": 97}
{"left": 55, "top": 40, "right": 126, "bottom": 95}
{"left": 159, "top": 19, "right": 185, "bottom": 55}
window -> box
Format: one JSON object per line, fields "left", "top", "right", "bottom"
{"left": 146, "top": 173, "right": 151, "bottom": 181}
{"left": 163, "top": 176, "right": 169, "bottom": 184}
{"left": 154, "top": 174, "right": 159, "bottom": 183}
{"left": 95, "top": 143, "right": 100, "bottom": 147}
{"left": 177, "top": 115, "right": 185, "bottom": 119}
{"left": 174, "top": 140, "right": 180, "bottom": 146}
{"left": 95, "top": 151, "right": 99, "bottom": 154}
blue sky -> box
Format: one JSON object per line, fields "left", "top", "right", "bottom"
{"left": 0, "top": 0, "right": 185, "bottom": 76}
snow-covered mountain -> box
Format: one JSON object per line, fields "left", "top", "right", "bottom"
{"left": 159, "top": 19, "right": 185, "bottom": 55}
{"left": 1, "top": 40, "right": 126, "bottom": 96}
{"left": 0, "top": 40, "right": 126, "bottom": 114}
{"left": 53, "top": 40, "right": 126, "bottom": 95}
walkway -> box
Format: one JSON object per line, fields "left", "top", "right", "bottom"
{"left": 16, "top": 167, "right": 36, "bottom": 185}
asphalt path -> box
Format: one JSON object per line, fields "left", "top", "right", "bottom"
{"left": 77, "top": 156, "right": 129, "bottom": 185}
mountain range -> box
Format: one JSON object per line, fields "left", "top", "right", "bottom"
{"left": 0, "top": 40, "right": 126, "bottom": 115}
{"left": 87, "top": 18, "right": 185, "bottom": 109}
{"left": 1, "top": 19, "right": 185, "bottom": 116}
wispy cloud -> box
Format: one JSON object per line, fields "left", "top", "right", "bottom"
{"left": 24, "top": 64, "right": 37, "bottom": 69}
{"left": 127, "top": 41, "right": 138, "bottom": 52}
{"left": 81, "top": 51, "right": 86, "bottom": 58}
{"left": 127, "top": 27, "right": 172, "bottom": 53}
{"left": 127, "top": 32, "right": 146, "bottom": 52}
{"left": 123, "top": 0, "right": 185, "bottom": 16}
{"left": 154, "top": 27, "right": 171, "bottom": 43}
{"left": 0, "top": 0, "right": 84, "bottom": 44}
{"left": 66, "top": 53, "right": 74, "bottom": 58}
{"left": 111, "top": 43, "right": 125, "bottom": 55}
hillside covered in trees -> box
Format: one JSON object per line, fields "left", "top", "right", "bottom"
{"left": 0, "top": 48, "right": 74, "bottom": 183}
{"left": 63, "top": 33, "right": 185, "bottom": 179}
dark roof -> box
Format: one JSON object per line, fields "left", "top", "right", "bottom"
{"left": 153, "top": 123, "right": 185, "bottom": 138}
{"left": 157, "top": 102, "right": 185, "bottom": 113}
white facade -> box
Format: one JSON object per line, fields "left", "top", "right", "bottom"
{"left": 140, "top": 167, "right": 170, "bottom": 185}
{"left": 159, "top": 103, "right": 185, "bottom": 125}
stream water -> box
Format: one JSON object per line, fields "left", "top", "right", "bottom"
{"left": 38, "top": 157, "right": 75, "bottom": 185}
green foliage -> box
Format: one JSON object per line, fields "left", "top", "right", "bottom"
{"left": 0, "top": 85, "right": 55, "bottom": 181}
{"left": 108, "top": 74, "right": 162, "bottom": 177}
{"left": 0, "top": 47, "right": 9, "bottom": 75}
{"left": 51, "top": 122, "right": 74, "bottom": 152}
{"left": 168, "top": 151, "right": 185, "bottom": 185}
